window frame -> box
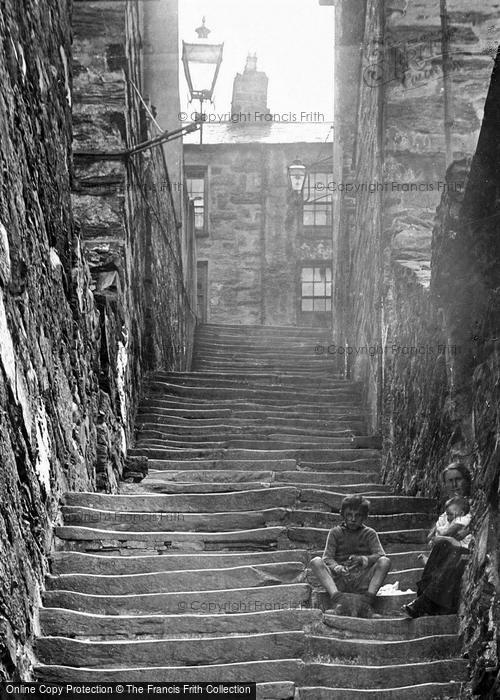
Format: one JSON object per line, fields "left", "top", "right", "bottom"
{"left": 185, "top": 166, "right": 208, "bottom": 238}
{"left": 299, "top": 262, "right": 333, "bottom": 314}
{"left": 302, "top": 170, "right": 334, "bottom": 231}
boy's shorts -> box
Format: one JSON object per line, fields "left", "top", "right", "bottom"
{"left": 330, "top": 563, "right": 377, "bottom": 593}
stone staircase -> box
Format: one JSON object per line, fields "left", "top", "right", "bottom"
{"left": 34, "top": 324, "right": 467, "bottom": 698}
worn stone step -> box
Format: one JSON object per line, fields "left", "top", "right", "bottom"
{"left": 61, "top": 506, "right": 428, "bottom": 533}
{"left": 307, "top": 634, "right": 460, "bottom": 664}
{"left": 42, "top": 582, "right": 312, "bottom": 615}
{"left": 302, "top": 660, "right": 467, "bottom": 689}
{"left": 298, "top": 460, "right": 381, "bottom": 471}
{"left": 298, "top": 491, "right": 434, "bottom": 514}
{"left": 60, "top": 507, "right": 288, "bottom": 532}
{"left": 318, "top": 614, "right": 458, "bottom": 641}
{"left": 147, "top": 382, "right": 360, "bottom": 401}
{"left": 151, "top": 373, "right": 357, "bottom": 389}
{"left": 54, "top": 525, "right": 288, "bottom": 553}
{"left": 39, "top": 608, "right": 321, "bottom": 641}
{"left": 135, "top": 435, "right": 377, "bottom": 449}
{"left": 296, "top": 682, "right": 464, "bottom": 699}
{"left": 128, "top": 448, "right": 381, "bottom": 463}
{"left": 129, "top": 481, "right": 389, "bottom": 496}
{"left": 35, "top": 631, "right": 306, "bottom": 668}
{"left": 134, "top": 438, "right": 380, "bottom": 452}
{"left": 310, "top": 591, "right": 415, "bottom": 615}
{"left": 140, "top": 399, "right": 366, "bottom": 416}
{"left": 63, "top": 488, "right": 300, "bottom": 513}
{"left": 136, "top": 420, "right": 365, "bottom": 436}
{"left": 46, "top": 561, "right": 306, "bottom": 595}
{"left": 146, "top": 459, "right": 299, "bottom": 471}
{"left": 142, "top": 469, "right": 380, "bottom": 485}
{"left": 135, "top": 431, "right": 366, "bottom": 445}
{"left": 35, "top": 659, "right": 305, "bottom": 684}
{"left": 49, "top": 549, "right": 311, "bottom": 575}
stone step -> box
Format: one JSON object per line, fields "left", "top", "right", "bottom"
{"left": 140, "top": 399, "right": 366, "bottom": 415}
{"left": 61, "top": 506, "right": 431, "bottom": 533}
{"left": 302, "top": 660, "right": 467, "bottom": 689}
{"left": 49, "top": 550, "right": 312, "bottom": 575}
{"left": 135, "top": 430, "right": 367, "bottom": 444}
{"left": 45, "top": 561, "right": 307, "bottom": 595}
{"left": 34, "top": 658, "right": 467, "bottom": 685}
{"left": 42, "top": 582, "right": 312, "bottom": 615}
{"left": 49, "top": 548, "right": 422, "bottom": 576}
{"left": 191, "top": 362, "right": 338, "bottom": 372}
{"left": 151, "top": 373, "right": 357, "bottom": 388}
{"left": 297, "top": 682, "right": 464, "bottom": 699}
{"left": 35, "top": 659, "right": 302, "bottom": 684}
{"left": 307, "top": 633, "right": 460, "bottom": 664}
{"left": 196, "top": 323, "right": 330, "bottom": 335}
{"left": 54, "top": 525, "right": 427, "bottom": 556}
{"left": 298, "top": 491, "right": 434, "bottom": 514}
{"left": 318, "top": 614, "right": 458, "bottom": 641}
{"left": 128, "top": 481, "right": 389, "bottom": 495}
{"left": 39, "top": 608, "right": 321, "bottom": 641}
{"left": 137, "top": 416, "right": 367, "bottom": 433}
{"left": 128, "top": 448, "right": 381, "bottom": 463}
{"left": 63, "top": 487, "right": 299, "bottom": 513}
{"left": 143, "top": 469, "right": 381, "bottom": 485}
{"left": 134, "top": 438, "right": 381, "bottom": 451}
{"left": 136, "top": 420, "right": 366, "bottom": 436}
{"left": 146, "top": 459, "right": 300, "bottom": 471}
{"left": 147, "top": 381, "right": 360, "bottom": 400}
{"left": 54, "top": 525, "right": 288, "bottom": 553}
{"left": 35, "top": 631, "right": 306, "bottom": 668}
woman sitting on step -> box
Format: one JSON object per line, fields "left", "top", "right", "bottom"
{"left": 404, "top": 461, "right": 472, "bottom": 618}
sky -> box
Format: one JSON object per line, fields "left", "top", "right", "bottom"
{"left": 178, "top": 0, "right": 335, "bottom": 123}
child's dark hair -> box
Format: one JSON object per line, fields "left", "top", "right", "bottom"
{"left": 445, "top": 496, "right": 469, "bottom": 515}
{"left": 340, "top": 494, "right": 370, "bottom": 517}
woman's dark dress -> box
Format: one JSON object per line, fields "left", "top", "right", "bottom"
{"left": 416, "top": 539, "right": 470, "bottom": 613}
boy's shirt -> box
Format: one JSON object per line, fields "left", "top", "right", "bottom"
{"left": 322, "top": 522, "right": 386, "bottom": 569}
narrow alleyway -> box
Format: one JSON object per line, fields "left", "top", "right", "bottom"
{"left": 34, "top": 325, "right": 466, "bottom": 697}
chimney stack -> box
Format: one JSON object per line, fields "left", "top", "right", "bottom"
{"left": 231, "top": 54, "right": 270, "bottom": 117}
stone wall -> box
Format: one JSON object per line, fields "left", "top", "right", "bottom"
{"left": 184, "top": 141, "right": 332, "bottom": 326}
{"left": 0, "top": 0, "right": 100, "bottom": 679}
{"left": 72, "top": 0, "right": 196, "bottom": 490}
{"left": 0, "top": 0, "right": 195, "bottom": 680}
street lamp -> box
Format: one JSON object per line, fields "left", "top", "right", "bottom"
{"left": 287, "top": 158, "right": 307, "bottom": 196}
{"left": 182, "top": 18, "right": 224, "bottom": 144}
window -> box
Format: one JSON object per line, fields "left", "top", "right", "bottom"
{"left": 303, "top": 172, "right": 333, "bottom": 227}
{"left": 301, "top": 265, "right": 332, "bottom": 312}
{"left": 186, "top": 167, "right": 207, "bottom": 236}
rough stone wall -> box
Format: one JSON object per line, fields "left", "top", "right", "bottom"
{"left": 72, "top": 0, "right": 196, "bottom": 489}
{"left": 0, "top": 0, "right": 195, "bottom": 680}
{"left": 0, "top": 0, "right": 100, "bottom": 679}
{"left": 184, "top": 142, "right": 331, "bottom": 326}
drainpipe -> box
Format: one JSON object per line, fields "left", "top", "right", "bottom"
{"left": 440, "top": 0, "right": 454, "bottom": 167}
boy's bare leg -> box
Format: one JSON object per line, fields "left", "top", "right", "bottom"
{"left": 310, "top": 556, "right": 340, "bottom": 598}
{"left": 367, "top": 556, "right": 391, "bottom": 595}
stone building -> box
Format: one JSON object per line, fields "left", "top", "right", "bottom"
{"left": 184, "top": 56, "right": 334, "bottom": 327}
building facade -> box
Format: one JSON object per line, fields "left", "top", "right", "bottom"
{"left": 184, "top": 57, "right": 334, "bottom": 327}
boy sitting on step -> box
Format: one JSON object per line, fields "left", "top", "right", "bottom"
{"left": 310, "top": 495, "right": 391, "bottom": 616}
